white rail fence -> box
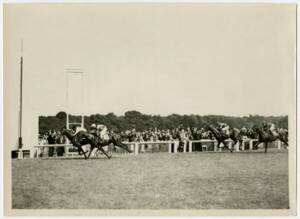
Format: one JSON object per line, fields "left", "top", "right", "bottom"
{"left": 33, "top": 138, "right": 283, "bottom": 158}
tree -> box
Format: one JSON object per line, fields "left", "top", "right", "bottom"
{"left": 56, "top": 111, "right": 67, "bottom": 120}
{"left": 39, "top": 111, "right": 289, "bottom": 133}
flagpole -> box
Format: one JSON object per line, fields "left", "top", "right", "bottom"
{"left": 18, "top": 39, "right": 23, "bottom": 158}
{"left": 19, "top": 56, "right": 23, "bottom": 149}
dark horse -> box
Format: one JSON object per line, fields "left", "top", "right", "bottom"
{"left": 62, "top": 129, "right": 133, "bottom": 159}
{"left": 207, "top": 125, "right": 242, "bottom": 153}
{"left": 252, "top": 126, "right": 288, "bottom": 153}
{"left": 86, "top": 133, "right": 133, "bottom": 159}
{"left": 62, "top": 129, "right": 111, "bottom": 159}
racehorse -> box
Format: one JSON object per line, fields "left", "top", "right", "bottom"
{"left": 87, "top": 133, "right": 133, "bottom": 159}
{"left": 63, "top": 128, "right": 133, "bottom": 159}
{"left": 252, "top": 126, "right": 288, "bottom": 153}
{"left": 62, "top": 129, "right": 111, "bottom": 159}
{"left": 207, "top": 125, "right": 243, "bottom": 152}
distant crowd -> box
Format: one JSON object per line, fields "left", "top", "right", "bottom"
{"left": 39, "top": 130, "right": 67, "bottom": 145}
{"left": 39, "top": 124, "right": 258, "bottom": 145}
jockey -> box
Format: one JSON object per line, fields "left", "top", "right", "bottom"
{"left": 72, "top": 125, "right": 86, "bottom": 136}
{"left": 269, "top": 122, "right": 278, "bottom": 136}
{"left": 220, "top": 123, "right": 230, "bottom": 136}
{"left": 90, "top": 123, "right": 97, "bottom": 136}
{"left": 97, "top": 124, "right": 110, "bottom": 141}
{"left": 262, "top": 121, "right": 269, "bottom": 132}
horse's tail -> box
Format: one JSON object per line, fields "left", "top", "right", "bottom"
{"left": 111, "top": 134, "right": 133, "bottom": 153}
{"left": 277, "top": 130, "right": 288, "bottom": 145}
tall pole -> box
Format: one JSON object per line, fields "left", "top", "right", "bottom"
{"left": 18, "top": 49, "right": 23, "bottom": 150}
{"left": 81, "top": 73, "right": 84, "bottom": 128}
{"left": 65, "top": 68, "right": 84, "bottom": 129}
{"left": 66, "top": 72, "right": 69, "bottom": 129}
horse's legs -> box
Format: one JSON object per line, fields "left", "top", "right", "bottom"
{"left": 96, "top": 146, "right": 111, "bottom": 159}
{"left": 216, "top": 141, "right": 220, "bottom": 151}
{"left": 78, "top": 146, "right": 88, "bottom": 159}
{"left": 87, "top": 145, "right": 95, "bottom": 159}
{"left": 224, "top": 140, "right": 233, "bottom": 153}
{"left": 230, "top": 140, "right": 236, "bottom": 151}
{"left": 281, "top": 139, "right": 288, "bottom": 147}
{"left": 113, "top": 140, "right": 133, "bottom": 153}
{"left": 253, "top": 141, "right": 260, "bottom": 150}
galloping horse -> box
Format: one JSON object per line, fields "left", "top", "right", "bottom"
{"left": 62, "top": 129, "right": 133, "bottom": 159}
{"left": 87, "top": 133, "right": 133, "bottom": 159}
{"left": 207, "top": 125, "right": 242, "bottom": 152}
{"left": 62, "top": 129, "right": 111, "bottom": 159}
{"left": 252, "top": 126, "right": 288, "bottom": 153}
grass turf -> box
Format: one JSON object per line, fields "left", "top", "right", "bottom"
{"left": 12, "top": 149, "right": 289, "bottom": 209}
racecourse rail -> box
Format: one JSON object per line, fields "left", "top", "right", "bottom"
{"left": 32, "top": 138, "right": 284, "bottom": 158}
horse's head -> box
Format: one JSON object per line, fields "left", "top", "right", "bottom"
{"left": 206, "top": 124, "right": 214, "bottom": 131}
{"left": 61, "top": 128, "right": 73, "bottom": 140}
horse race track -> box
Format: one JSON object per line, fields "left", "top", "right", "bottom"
{"left": 12, "top": 149, "right": 289, "bottom": 209}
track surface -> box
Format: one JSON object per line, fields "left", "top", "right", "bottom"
{"left": 12, "top": 149, "right": 289, "bottom": 209}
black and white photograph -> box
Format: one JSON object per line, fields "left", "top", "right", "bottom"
{"left": 3, "top": 2, "right": 297, "bottom": 216}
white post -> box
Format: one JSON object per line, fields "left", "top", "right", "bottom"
{"left": 183, "top": 141, "right": 187, "bottom": 153}
{"left": 189, "top": 141, "right": 192, "bottom": 153}
{"left": 17, "top": 149, "right": 23, "bottom": 159}
{"left": 134, "top": 142, "right": 139, "bottom": 155}
{"left": 277, "top": 140, "right": 281, "bottom": 149}
{"left": 214, "top": 140, "right": 218, "bottom": 152}
{"left": 168, "top": 142, "right": 172, "bottom": 153}
{"left": 228, "top": 141, "right": 232, "bottom": 150}
{"left": 236, "top": 141, "right": 240, "bottom": 152}
{"left": 174, "top": 141, "right": 178, "bottom": 153}
{"left": 242, "top": 140, "right": 245, "bottom": 151}
{"left": 130, "top": 144, "right": 134, "bottom": 154}
{"left": 249, "top": 140, "right": 253, "bottom": 150}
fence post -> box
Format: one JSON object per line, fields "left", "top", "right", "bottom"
{"left": 277, "top": 140, "right": 281, "bottom": 149}
{"left": 236, "top": 141, "right": 240, "bottom": 152}
{"left": 214, "top": 140, "right": 218, "bottom": 152}
{"left": 174, "top": 141, "right": 178, "bottom": 153}
{"left": 64, "top": 146, "right": 69, "bottom": 157}
{"left": 140, "top": 143, "right": 145, "bottom": 153}
{"left": 17, "top": 149, "right": 23, "bottom": 159}
{"left": 134, "top": 142, "right": 139, "bottom": 155}
{"left": 36, "top": 148, "right": 39, "bottom": 158}
{"left": 130, "top": 144, "right": 134, "bottom": 155}
{"left": 183, "top": 141, "right": 187, "bottom": 153}
{"left": 189, "top": 141, "right": 192, "bottom": 153}
{"left": 168, "top": 142, "right": 172, "bottom": 153}
{"left": 241, "top": 140, "right": 245, "bottom": 151}
{"left": 219, "top": 143, "right": 222, "bottom": 152}
{"left": 249, "top": 140, "right": 253, "bottom": 150}
{"left": 228, "top": 141, "right": 232, "bottom": 150}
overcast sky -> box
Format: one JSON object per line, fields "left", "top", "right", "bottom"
{"left": 4, "top": 4, "right": 296, "bottom": 117}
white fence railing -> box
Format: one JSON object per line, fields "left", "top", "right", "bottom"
{"left": 32, "top": 138, "right": 283, "bottom": 158}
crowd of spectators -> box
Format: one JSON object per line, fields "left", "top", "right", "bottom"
{"left": 38, "top": 125, "right": 259, "bottom": 145}
{"left": 39, "top": 130, "right": 67, "bottom": 145}
{"left": 118, "top": 126, "right": 215, "bottom": 142}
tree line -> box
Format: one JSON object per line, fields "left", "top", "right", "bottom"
{"left": 39, "top": 110, "right": 288, "bottom": 134}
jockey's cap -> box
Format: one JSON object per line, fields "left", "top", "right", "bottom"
{"left": 91, "top": 123, "right": 96, "bottom": 128}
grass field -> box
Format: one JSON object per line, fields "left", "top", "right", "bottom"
{"left": 12, "top": 149, "right": 289, "bottom": 209}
